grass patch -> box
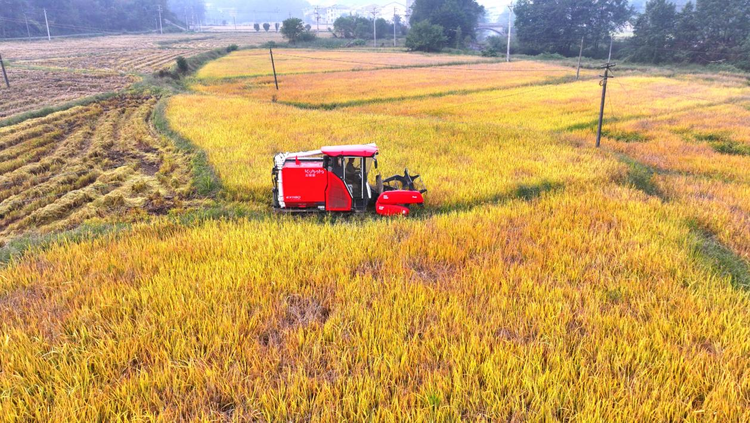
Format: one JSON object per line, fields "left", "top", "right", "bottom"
{"left": 690, "top": 223, "right": 750, "bottom": 290}
{"left": 618, "top": 155, "right": 663, "bottom": 198}
{"left": 692, "top": 132, "right": 750, "bottom": 156}
{"left": 152, "top": 98, "right": 222, "bottom": 197}
{"left": 710, "top": 140, "right": 750, "bottom": 156}
{"left": 602, "top": 129, "right": 648, "bottom": 143}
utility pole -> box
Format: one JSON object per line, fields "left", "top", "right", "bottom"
{"left": 43, "top": 8, "right": 51, "bottom": 41}
{"left": 24, "top": 14, "right": 31, "bottom": 38}
{"left": 506, "top": 4, "right": 513, "bottom": 62}
{"left": 269, "top": 48, "right": 279, "bottom": 90}
{"left": 315, "top": 6, "right": 320, "bottom": 33}
{"left": 157, "top": 5, "right": 163, "bottom": 34}
{"left": 595, "top": 62, "right": 616, "bottom": 148}
{"left": 576, "top": 36, "right": 584, "bottom": 80}
{"left": 371, "top": 9, "right": 379, "bottom": 48}
{"left": 0, "top": 54, "right": 10, "bottom": 88}
{"left": 393, "top": 7, "right": 397, "bottom": 47}
{"left": 607, "top": 36, "right": 614, "bottom": 62}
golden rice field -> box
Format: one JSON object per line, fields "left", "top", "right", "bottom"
{"left": 1, "top": 49, "right": 749, "bottom": 420}
{"left": 195, "top": 49, "right": 498, "bottom": 79}
{"left": 195, "top": 61, "right": 596, "bottom": 108}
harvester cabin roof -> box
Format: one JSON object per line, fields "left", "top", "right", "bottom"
{"left": 320, "top": 144, "right": 378, "bottom": 158}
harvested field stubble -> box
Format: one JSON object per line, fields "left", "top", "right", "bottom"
{"left": 0, "top": 68, "right": 133, "bottom": 119}
{"left": 0, "top": 94, "right": 192, "bottom": 242}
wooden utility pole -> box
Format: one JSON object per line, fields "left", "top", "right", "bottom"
{"left": 576, "top": 36, "right": 584, "bottom": 80}
{"left": 269, "top": 48, "right": 279, "bottom": 90}
{"left": 608, "top": 36, "right": 614, "bottom": 62}
{"left": 43, "top": 9, "right": 51, "bottom": 41}
{"left": 0, "top": 54, "right": 10, "bottom": 88}
{"left": 595, "top": 62, "right": 616, "bottom": 148}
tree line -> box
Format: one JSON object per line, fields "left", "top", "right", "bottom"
{"left": 513, "top": 0, "right": 750, "bottom": 70}
{"left": 628, "top": 0, "right": 750, "bottom": 69}
{"left": 0, "top": 0, "right": 205, "bottom": 38}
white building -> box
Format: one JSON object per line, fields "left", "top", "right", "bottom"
{"left": 326, "top": 5, "right": 355, "bottom": 24}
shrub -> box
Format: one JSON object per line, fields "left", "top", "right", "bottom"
{"left": 405, "top": 21, "right": 447, "bottom": 52}
{"left": 226, "top": 44, "right": 239, "bottom": 52}
{"left": 482, "top": 35, "right": 505, "bottom": 57}
{"left": 263, "top": 23, "right": 271, "bottom": 32}
{"left": 176, "top": 56, "right": 189, "bottom": 73}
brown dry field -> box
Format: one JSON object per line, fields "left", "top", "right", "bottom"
{"left": 0, "top": 68, "right": 133, "bottom": 119}
{"left": 0, "top": 32, "right": 284, "bottom": 121}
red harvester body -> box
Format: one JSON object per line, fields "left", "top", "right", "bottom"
{"left": 272, "top": 144, "right": 426, "bottom": 216}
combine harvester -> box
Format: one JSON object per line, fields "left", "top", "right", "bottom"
{"left": 272, "top": 144, "right": 426, "bottom": 216}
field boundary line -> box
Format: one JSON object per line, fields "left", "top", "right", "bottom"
{"left": 0, "top": 91, "right": 120, "bottom": 128}
{"left": 277, "top": 74, "right": 586, "bottom": 111}
{"left": 151, "top": 97, "right": 223, "bottom": 198}
{"left": 196, "top": 57, "right": 531, "bottom": 81}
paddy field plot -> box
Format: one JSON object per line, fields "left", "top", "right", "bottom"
{"left": 0, "top": 32, "right": 283, "bottom": 122}
{"left": 0, "top": 48, "right": 749, "bottom": 420}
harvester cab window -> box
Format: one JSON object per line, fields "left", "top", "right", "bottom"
{"left": 344, "top": 157, "right": 363, "bottom": 199}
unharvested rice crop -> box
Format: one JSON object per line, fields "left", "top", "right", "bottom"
{"left": 1, "top": 49, "right": 749, "bottom": 420}
{"left": 348, "top": 75, "right": 750, "bottom": 130}
{"left": 0, "top": 94, "right": 192, "bottom": 242}
{"left": 196, "top": 49, "right": 498, "bottom": 79}
{"left": 195, "top": 61, "right": 594, "bottom": 108}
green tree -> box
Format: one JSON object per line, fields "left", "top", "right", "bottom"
{"left": 673, "top": 2, "right": 700, "bottom": 61}
{"left": 254, "top": 23, "right": 260, "bottom": 32}
{"left": 280, "top": 17, "right": 315, "bottom": 43}
{"left": 263, "top": 22, "right": 271, "bottom": 32}
{"left": 334, "top": 15, "right": 358, "bottom": 38}
{"left": 280, "top": 17, "right": 306, "bottom": 43}
{"left": 630, "top": 0, "right": 677, "bottom": 63}
{"left": 375, "top": 18, "right": 390, "bottom": 43}
{"left": 409, "top": 0, "right": 484, "bottom": 45}
{"left": 514, "top": 0, "right": 632, "bottom": 57}
{"left": 405, "top": 21, "right": 448, "bottom": 52}
{"left": 696, "top": 0, "right": 750, "bottom": 63}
